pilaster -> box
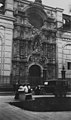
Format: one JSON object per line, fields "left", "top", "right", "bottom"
{"left": 56, "top": 7, "right": 64, "bottom": 29}
{"left": 5, "top": 0, "right": 13, "bottom": 17}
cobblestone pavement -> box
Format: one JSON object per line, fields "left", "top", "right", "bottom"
{"left": 0, "top": 95, "right": 71, "bottom": 120}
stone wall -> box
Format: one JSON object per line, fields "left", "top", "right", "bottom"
{"left": 0, "top": 0, "right": 71, "bottom": 86}
{"left": 0, "top": 0, "right": 14, "bottom": 84}
{"left": 57, "top": 31, "right": 71, "bottom": 79}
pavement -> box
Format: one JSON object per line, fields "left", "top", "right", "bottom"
{"left": 0, "top": 94, "right": 71, "bottom": 120}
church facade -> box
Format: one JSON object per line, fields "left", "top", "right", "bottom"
{"left": 0, "top": 0, "right": 71, "bottom": 87}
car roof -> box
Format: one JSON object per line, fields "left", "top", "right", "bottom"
{"left": 45, "top": 79, "right": 68, "bottom": 82}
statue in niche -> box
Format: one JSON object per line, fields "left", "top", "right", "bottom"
{"left": 25, "top": 27, "right": 29, "bottom": 34}
{"left": 31, "top": 26, "right": 49, "bottom": 53}
{"left": 40, "top": 20, "right": 49, "bottom": 43}
{"left": 51, "top": 22, "right": 56, "bottom": 29}
{"left": 31, "top": 27, "right": 41, "bottom": 51}
{"left": 41, "top": 30, "right": 48, "bottom": 43}
{"left": 32, "top": 28, "right": 40, "bottom": 37}
{"left": 32, "top": 34, "right": 42, "bottom": 52}
{"left": 51, "top": 32, "right": 55, "bottom": 37}
{"left": 24, "top": 27, "right": 30, "bottom": 39}
{"left": 22, "top": 15, "right": 33, "bottom": 39}
{"left": 46, "top": 10, "right": 51, "bottom": 17}
{"left": 51, "top": 32, "right": 56, "bottom": 43}
{"left": 51, "top": 11, "right": 56, "bottom": 19}
{"left": 15, "top": 26, "right": 21, "bottom": 38}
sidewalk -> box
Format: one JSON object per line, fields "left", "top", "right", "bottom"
{"left": 0, "top": 91, "right": 71, "bottom": 97}
{"left": 0, "top": 95, "right": 71, "bottom": 120}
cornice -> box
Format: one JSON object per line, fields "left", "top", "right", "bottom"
{"left": 0, "top": 14, "right": 15, "bottom": 21}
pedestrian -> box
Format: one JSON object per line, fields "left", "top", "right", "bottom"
{"left": 35, "top": 85, "right": 40, "bottom": 95}
{"left": 27, "top": 84, "right": 31, "bottom": 93}
{"left": 14, "top": 82, "right": 20, "bottom": 99}
{"left": 26, "top": 84, "right": 32, "bottom": 100}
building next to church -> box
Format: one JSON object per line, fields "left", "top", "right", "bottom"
{"left": 0, "top": 0, "right": 71, "bottom": 89}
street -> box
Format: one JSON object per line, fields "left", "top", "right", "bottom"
{"left": 0, "top": 95, "right": 71, "bottom": 120}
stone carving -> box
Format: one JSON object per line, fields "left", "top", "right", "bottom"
{"left": 13, "top": 40, "right": 20, "bottom": 60}
{"left": 23, "top": 27, "right": 30, "bottom": 39}
{"left": 12, "top": 0, "right": 57, "bottom": 82}
{"left": 29, "top": 55, "right": 39, "bottom": 63}
{"left": 51, "top": 11, "right": 56, "bottom": 19}
{"left": 31, "top": 24, "right": 49, "bottom": 51}
{"left": 18, "top": 2, "right": 24, "bottom": 11}
{"left": 28, "top": 54, "right": 48, "bottom": 65}
{"left": 46, "top": 10, "right": 51, "bottom": 17}
{"left": 14, "top": 26, "right": 21, "bottom": 38}
{"left": 21, "top": 17, "right": 33, "bottom": 40}
{"left": 46, "top": 10, "right": 56, "bottom": 20}
{"left": 51, "top": 22, "right": 56, "bottom": 29}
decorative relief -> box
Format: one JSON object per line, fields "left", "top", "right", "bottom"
{"left": 45, "top": 9, "right": 56, "bottom": 19}
{"left": 29, "top": 55, "right": 39, "bottom": 63}
{"left": 46, "top": 10, "right": 52, "bottom": 17}
{"left": 13, "top": 26, "right": 21, "bottom": 38}
{"left": 51, "top": 11, "right": 56, "bottom": 19}
{"left": 50, "top": 22, "right": 56, "bottom": 29}
{"left": 28, "top": 54, "right": 48, "bottom": 65}
{"left": 13, "top": 7, "right": 57, "bottom": 80}
{"left": 13, "top": 41, "right": 20, "bottom": 60}
{"left": 16, "top": 16, "right": 22, "bottom": 24}
{"left": 23, "top": 27, "right": 30, "bottom": 39}
{"left": 20, "top": 17, "right": 33, "bottom": 40}
{"left": 18, "top": 2, "right": 24, "bottom": 11}
{"left": 20, "top": 41, "right": 26, "bottom": 59}
{"left": 13, "top": 21, "right": 56, "bottom": 63}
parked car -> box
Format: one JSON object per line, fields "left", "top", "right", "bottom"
{"left": 34, "top": 79, "right": 68, "bottom": 97}
{"left": 44, "top": 79, "right": 68, "bottom": 97}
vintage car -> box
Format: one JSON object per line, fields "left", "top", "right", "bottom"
{"left": 44, "top": 80, "right": 68, "bottom": 97}
{"left": 34, "top": 79, "right": 68, "bottom": 97}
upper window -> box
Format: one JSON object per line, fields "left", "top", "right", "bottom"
{"left": 67, "top": 62, "right": 71, "bottom": 70}
{"left": 63, "top": 14, "right": 71, "bottom": 31}
{"left": 0, "top": 0, "right": 5, "bottom": 14}
{"left": 28, "top": 12, "right": 43, "bottom": 29}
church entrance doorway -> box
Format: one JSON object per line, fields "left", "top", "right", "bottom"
{"left": 28, "top": 65, "right": 41, "bottom": 86}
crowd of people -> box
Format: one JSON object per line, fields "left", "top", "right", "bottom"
{"left": 14, "top": 83, "right": 32, "bottom": 100}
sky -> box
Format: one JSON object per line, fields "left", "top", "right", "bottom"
{"left": 28, "top": 0, "right": 71, "bottom": 14}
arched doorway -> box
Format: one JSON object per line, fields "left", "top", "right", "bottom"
{"left": 28, "top": 65, "right": 41, "bottom": 86}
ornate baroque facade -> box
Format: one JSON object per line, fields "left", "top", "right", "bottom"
{"left": 0, "top": 0, "right": 71, "bottom": 87}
